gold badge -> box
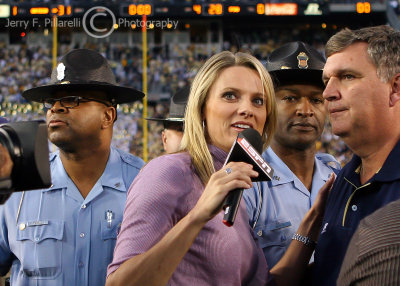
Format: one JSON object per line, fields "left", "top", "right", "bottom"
{"left": 297, "top": 52, "right": 309, "bottom": 69}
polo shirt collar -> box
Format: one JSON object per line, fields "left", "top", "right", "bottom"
{"left": 374, "top": 139, "right": 400, "bottom": 182}
{"left": 343, "top": 139, "right": 400, "bottom": 184}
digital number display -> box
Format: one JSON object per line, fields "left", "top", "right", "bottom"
{"left": 256, "top": 3, "right": 265, "bottom": 15}
{"left": 192, "top": 4, "right": 201, "bottom": 15}
{"left": 204, "top": 3, "right": 223, "bottom": 16}
{"left": 27, "top": 5, "right": 71, "bottom": 16}
{"left": 128, "top": 4, "right": 152, "bottom": 16}
{"left": 51, "top": 5, "right": 72, "bottom": 16}
{"left": 356, "top": 2, "right": 371, "bottom": 13}
{"left": 30, "top": 7, "right": 49, "bottom": 15}
{"left": 227, "top": 6, "right": 240, "bottom": 13}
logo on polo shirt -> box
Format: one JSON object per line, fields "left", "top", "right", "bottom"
{"left": 321, "top": 222, "right": 328, "bottom": 234}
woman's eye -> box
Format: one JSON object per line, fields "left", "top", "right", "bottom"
{"left": 254, "top": 98, "right": 264, "bottom": 105}
{"left": 223, "top": 92, "right": 236, "bottom": 100}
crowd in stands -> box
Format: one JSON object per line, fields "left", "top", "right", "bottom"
{"left": 0, "top": 38, "right": 352, "bottom": 164}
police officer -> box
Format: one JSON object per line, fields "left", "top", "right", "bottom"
{"left": 0, "top": 49, "right": 145, "bottom": 286}
{"left": 147, "top": 86, "right": 189, "bottom": 154}
{"left": 244, "top": 41, "right": 340, "bottom": 268}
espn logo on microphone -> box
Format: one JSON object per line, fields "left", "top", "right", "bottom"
{"left": 237, "top": 137, "right": 272, "bottom": 175}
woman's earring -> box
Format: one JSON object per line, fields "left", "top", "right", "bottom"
{"left": 202, "top": 120, "right": 205, "bottom": 130}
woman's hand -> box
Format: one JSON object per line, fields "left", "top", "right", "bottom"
{"left": 310, "top": 173, "right": 335, "bottom": 223}
{"left": 270, "top": 173, "right": 336, "bottom": 286}
{"left": 106, "top": 161, "right": 259, "bottom": 286}
{"left": 191, "top": 161, "right": 258, "bottom": 223}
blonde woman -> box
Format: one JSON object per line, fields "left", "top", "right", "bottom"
{"left": 106, "top": 51, "right": 333, "bottom": 286}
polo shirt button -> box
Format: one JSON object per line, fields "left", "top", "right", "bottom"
{"left": 80, "top": 233, "right": 85, "bottom": 238}
{"left": 81, "top": 204, "right": 86, "bottom": 209}
{"left": 257, "top": 230, "right": 262, "bottom": 237}
{"left": 78, "top": 262, "right": 84, "bottom": 267}
{"left": 352, "top": 205, "right": 358, "bottom": 211}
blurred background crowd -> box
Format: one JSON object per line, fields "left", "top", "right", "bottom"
{"left": 0, "top": 33, "right": 351, "bottom": 163}
{"left": 0, "top": 38, "right": 352, "bottom": 164}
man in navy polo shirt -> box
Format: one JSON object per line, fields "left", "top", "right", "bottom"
{"left": 313, "top": 25, "right": 400, "bottom": 285}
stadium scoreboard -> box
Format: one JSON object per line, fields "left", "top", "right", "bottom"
{"left": 0, "top": 1, "right": 384, "bottom": 18}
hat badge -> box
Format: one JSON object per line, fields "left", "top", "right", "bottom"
{"left": 297, "top": 52, "right": 309, "bottom": 69}
{"left": 56, "top": 63, "right": 66, "bottom": 81}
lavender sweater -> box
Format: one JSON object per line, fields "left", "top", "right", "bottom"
{"left": 107, "top": 145, "right": 271, "bottom": 285}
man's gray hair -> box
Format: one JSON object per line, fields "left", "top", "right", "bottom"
{"left": 325, "top": 25, "right": 400, "bottom": 82}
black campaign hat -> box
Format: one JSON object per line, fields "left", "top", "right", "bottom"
{"left": 266, "top": 41, "right": 326, "bottom": 88}
{"left": 22, "top": 49, "right": 144, "bottom": 104}
{"left": 146, "top": 85, "right": 190, "bottom": 123}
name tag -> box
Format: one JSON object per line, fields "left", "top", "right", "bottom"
{"left": 27, "top": 220, "right": 49, "bottom": 227}
{"left": 19, "top": 220, "right": 49, "bottom": 231}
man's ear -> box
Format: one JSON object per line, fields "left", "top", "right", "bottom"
{"left": 161, "top": 130, "right": 168, "bottom": 150}
{"left": 389, "top": 73, "right": 400, "bottom": 107}
{"left": 102, "top": 106, "right": 116, "bottom": 129}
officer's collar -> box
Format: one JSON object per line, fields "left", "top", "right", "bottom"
{"left": 263, "top": 147, "right": 293, "bottom": 185}
{"left": 43, "top": 148, "right": 126, "bottom": 192}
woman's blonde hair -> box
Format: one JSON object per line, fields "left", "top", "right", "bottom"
{"left": 180, "top": 51, "right": 276, "bottom": 185}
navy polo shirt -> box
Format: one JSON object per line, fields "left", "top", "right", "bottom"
{"left": 313, "top": 140, "right": 400, "bottom": 286}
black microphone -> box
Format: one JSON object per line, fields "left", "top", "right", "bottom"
{"left": 222, "top": 128, "right": 273, "bottom": 227}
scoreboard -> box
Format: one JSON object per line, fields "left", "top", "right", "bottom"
{"left": 0, "top": 1, "right": 384, "bottom": 19}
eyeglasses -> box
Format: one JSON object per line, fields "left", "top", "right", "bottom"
{"left": 43, "top": 96, "right": 112, "bottom": 109}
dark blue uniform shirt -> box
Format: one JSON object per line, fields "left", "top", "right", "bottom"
{"left": 313, "top": 140, "right": 400, "bottom": 286}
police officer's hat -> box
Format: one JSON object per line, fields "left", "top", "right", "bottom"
{"left": 22, "top": 49, "right": 144, "bottom": 104}
{"left": 266, "top": 41, "right": 326, "bottom": 88}
{"left": 146, "top": 85, "right": 189, "bottom": 124}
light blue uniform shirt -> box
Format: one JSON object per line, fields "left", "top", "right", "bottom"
{"left": 244, "top": 147, "right": 340, "bottom": 268}
{"left": 0, "top": 147, "right": 144, "bottom": 286}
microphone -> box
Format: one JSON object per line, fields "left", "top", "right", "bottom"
{"left": 222, "top": 128, "right": 273, "bottom": 227}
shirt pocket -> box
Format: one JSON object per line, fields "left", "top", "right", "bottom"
{"left": 101, "top": 219, "right": 120, "bottom": 240}
{"left": 16, "top": 220, "right": 64, "bottom": 279}
{"left": 101, "top": 219, "right": 121, "bottom": 263}
{"left": 254, "top": 220, "right": 293, "bottom": 268}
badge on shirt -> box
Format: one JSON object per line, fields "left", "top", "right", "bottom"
{"left": 105, "top": 210, "right": 114, "bottom": 228}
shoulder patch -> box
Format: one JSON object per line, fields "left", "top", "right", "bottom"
{"left": 317, "top": 153, "right": 341, "bottom": 172}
